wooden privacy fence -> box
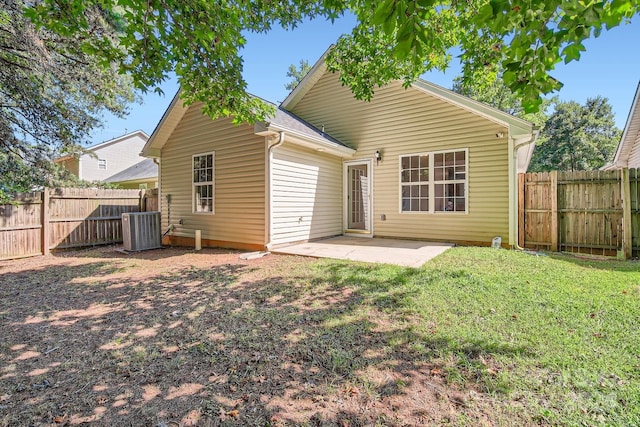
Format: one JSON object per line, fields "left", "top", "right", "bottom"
{"left": 0, "top": 188, "right": 158, "bottom": 260}
{"left": 143, "top": 188, "right": 159, "bottom": 212}
{"left": 519, "top": 168, "right": 640, "bottom": 258}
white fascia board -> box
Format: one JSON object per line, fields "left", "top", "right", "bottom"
{"left": 411, "top": 80, "right": 533, "bottom": 136}
{"left": 143, "top": 148, "right": 161, "bottom": 158}
{"left": 280, "top": 47, "right": 331, "bottom": 110}
{"left": 142, "top": 90, "right": 187, "bottom": 157}
{"left": 265, "top": 124, "right": 355, "bottom": 158}
{"left": 612, "top": 81, "right": 640, "bottom": 167}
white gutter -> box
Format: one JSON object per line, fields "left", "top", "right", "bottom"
{"left": 264, "top": 132, "right": 285, "bottom": 250}
{"left": 509, "top": 129, "right": 540, "bottom": 249}
{"left": 266, "top": 124, "right": 355, "bottom": 158}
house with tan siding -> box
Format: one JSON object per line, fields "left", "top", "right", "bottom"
{"left": 141, "top": 50, "right": 538, "bottom": 251}
{"left": 604, "top": 82, "right": 640, "bottom": 170}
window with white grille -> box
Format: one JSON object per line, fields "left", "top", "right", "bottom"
{"left": 400, "top": 149, "right": 468, "bottom": 213}
{"left": 193, "top": 152, "right": 214, "bottom": 213}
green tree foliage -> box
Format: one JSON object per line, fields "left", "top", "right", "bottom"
{"left": 451, "top": 74, "right": 620, "bottom": 172}
{"left": 0, "top": 153, "right": 104, "bottom": 203}
{"left": 451, "top": 74, "right": 550, "bottom": 127}
{"left": 1, "top": 0, "right": 135, "bottom": 202}
{"left": 529, "top": 97, "right": 621, "bottom": 171}
{"left": 285, "top": 60, "right": 311, "bottom": 91}
{"left": 25, "top": 0, "right": 640, "bottom": 121}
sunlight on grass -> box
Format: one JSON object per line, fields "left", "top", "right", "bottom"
{"left": 3, "top": 247, "right": 637, "bottom": 426}
{"left": 309, "top": 248, "right": 640, "bottom": 425}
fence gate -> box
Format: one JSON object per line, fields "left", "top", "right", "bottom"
{"left": 519, "top": 169, "right": 639, "bottom": 258}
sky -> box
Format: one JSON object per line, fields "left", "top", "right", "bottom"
{"left": 89, "top": 14, "right": 640, "bottom": 146}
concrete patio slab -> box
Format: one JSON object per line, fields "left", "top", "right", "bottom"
{"left": 273, "top": 236, "right": 454, "bottom": 268}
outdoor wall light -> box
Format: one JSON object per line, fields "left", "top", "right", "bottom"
{"left": 495, "top": 131, "right": 505, "bottom": 138}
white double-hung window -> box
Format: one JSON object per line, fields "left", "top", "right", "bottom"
{"left": 193, "top": 152, "right": 214, "bottom": 213}
{"left": 400, "top": 149, "right": 468, "bottom": 213}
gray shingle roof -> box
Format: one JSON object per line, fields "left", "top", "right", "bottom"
{"left": 104, "top": 158, "right": 157, "bottom": 183}
{"left": 267, "top": 104, "right": 350, "bottom": 149}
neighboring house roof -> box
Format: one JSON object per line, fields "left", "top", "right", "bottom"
{"left": 54, "top": 130, "right": 150, "bottom": 162}
{"left": 104, "top": 158, "right": 158, "bottom": 183}
{"left": 142, "top": 94, "right": 355, "bottom": 158}
{"left": 607, "top": 81, "right": 640, "bottom": 169}
{"left": 85, "top": 130, "right": 149, "bottom": 151}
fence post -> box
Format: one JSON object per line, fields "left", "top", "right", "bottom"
{"left": 550, "top": 170, "right": 559, "bottom": 252}
{"left": 140, "top": 189, "right": 146, "bottom": 212}
{"left": 41, "top": 189, "right": 50, "bottom": 256}
{"left": 622, "top": 168, "right": 632, "bottom": 259}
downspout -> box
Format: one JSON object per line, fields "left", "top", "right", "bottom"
{"left": 264, "top": 131, "right": 285, "bottom": 250}
{"left": 153, "top": 157, "right": 161, "bottom": 212}
{"left": 514, "top": 128, "right": 540, "bottom": 153}
{"left": 152, "top": 157, "right": 171, "bottom": 236}
{"left": 511, "top": 128, "right": 540, "bottom": 250}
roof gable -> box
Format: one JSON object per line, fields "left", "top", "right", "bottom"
{"left": 88, "top": 130, "right": 149, "bottom": 152}
{"left": 143, "top": 89, "right": 354, "bottom": 158}
{"left": 281, "top": 46, "right": 331, "bottom": 112}
{"left": 142, "top": 90, "right": 188, "bottom": 157}
{"left": 410, "top": 80, "right": 533, "bottom": 137}
{"left": 144, "top": 46, "right": 534, "bottom": 160}
{"left": 281, "top": 49, "right": 533, "bottom": 138}
{"left": 612, "top": 81, "right": 640, "bottom": 167}
{"left": 54, "top": 130, "right": 149, "bottom": 163}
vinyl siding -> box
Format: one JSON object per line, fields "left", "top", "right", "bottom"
{"left": 81, "top": 134, "right": 148, "bottom": 182}
{"left": 627, "top": 133, "right": 640, "bottom": 168}
{"left": 271, "top": 143, "right": 342, "bottom": 245}
{"left": 160, "top": 104, "right": 266, "bottom": 247}
{"left": 290, "top": 74, "right": 510, "bottom": 244}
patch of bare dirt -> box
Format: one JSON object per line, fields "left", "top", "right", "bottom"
{"left": 0, "top": 245, "right": 493, "bottom": 426}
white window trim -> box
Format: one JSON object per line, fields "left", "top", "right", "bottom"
{"left": 342, "top": 158, "right": 374, "bottom": 237}
{"left": 398, "top": 148, "right": 469, "bottom": 214}
{"left": 192, "top": 152, "right": 215, "bottom": 214}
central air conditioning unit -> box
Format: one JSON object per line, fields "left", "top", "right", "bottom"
{"left": 121, "top": 211, "right": 162, "bottom": 252}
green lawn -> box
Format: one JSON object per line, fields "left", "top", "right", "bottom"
{"left": 2, "top": 246, "right": 638, "bottom": 426}
{"left": 307, "top": 247, "right": 640, "bottom": 425}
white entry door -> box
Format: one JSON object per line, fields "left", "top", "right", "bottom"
{"left": 344, "top": 160, "right": 372, "bottom": 235}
